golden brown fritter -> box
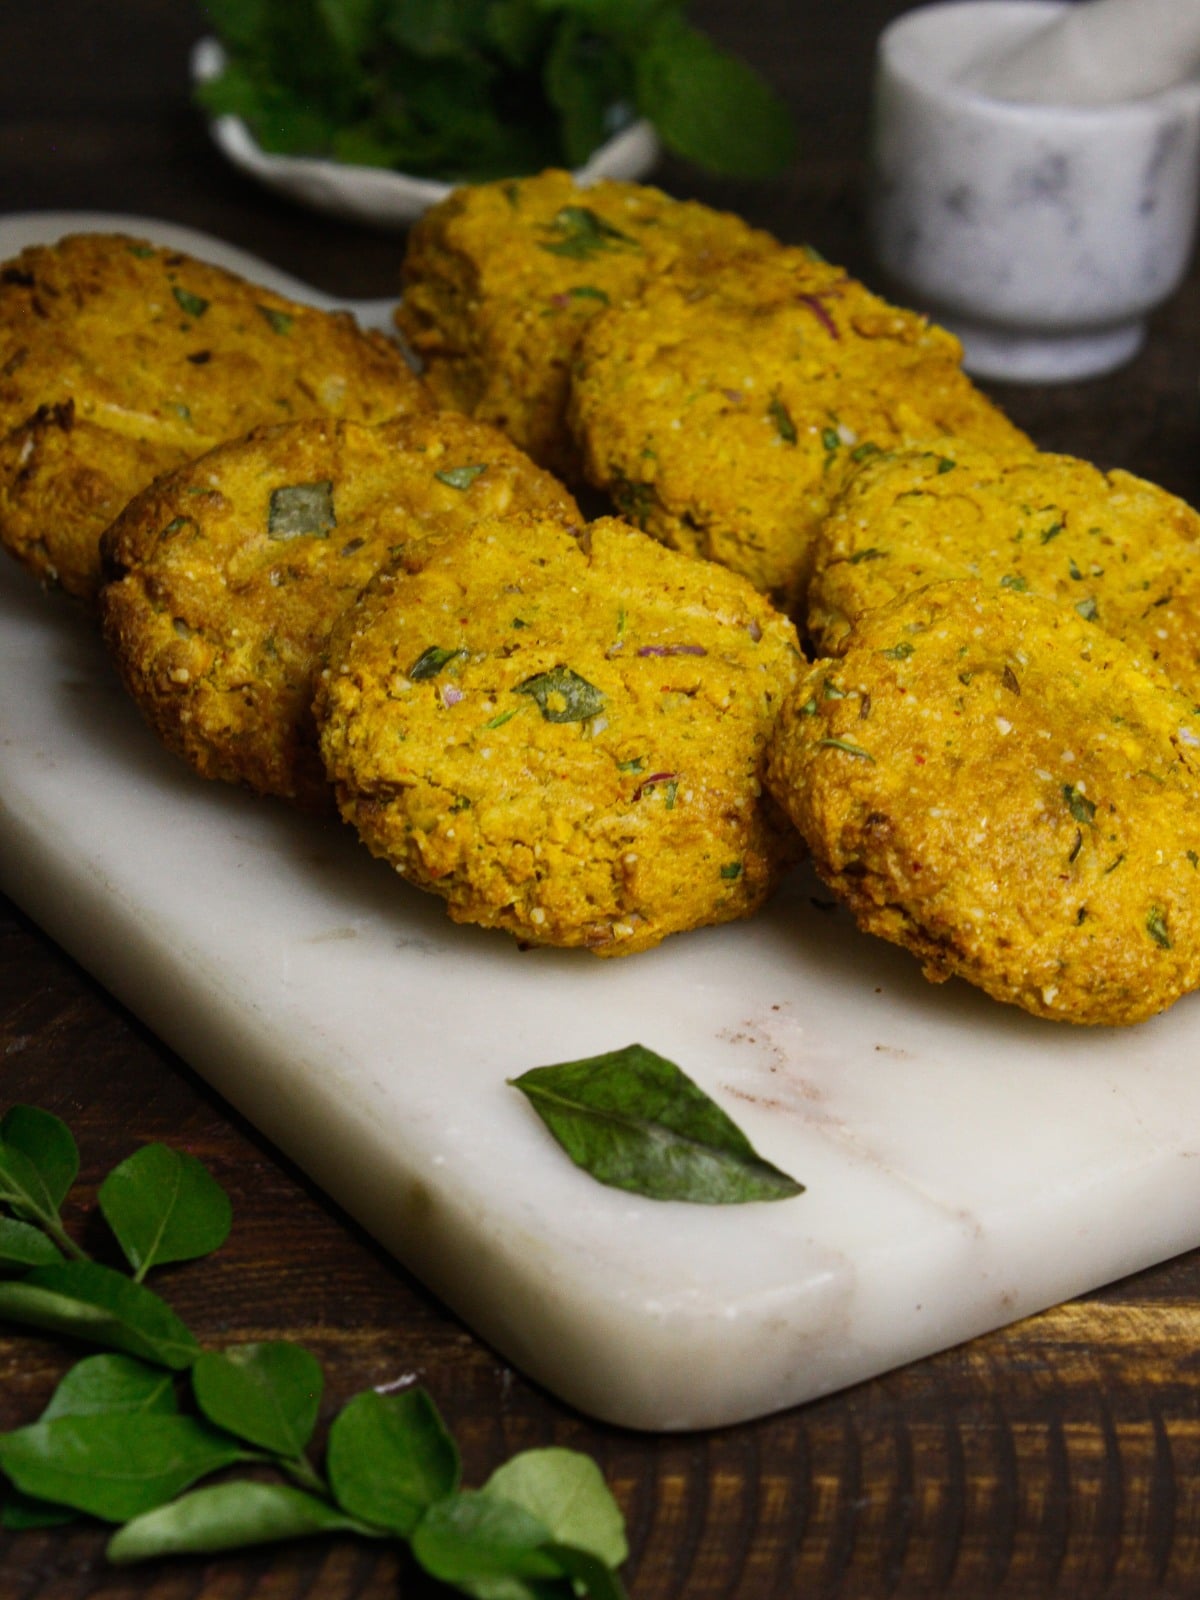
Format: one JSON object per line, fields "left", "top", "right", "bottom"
{"left": 0, "top": 232, "right": 430, "bottom": 602}
{"left": 568, "top": 247, "right": 1031, "bottom": 607}
{"left": 396, "top": 169, "right": 777, "bottom": 481}
{"left": 316, "top": 513, "right": 801, "bottom": 954}
{"left": 806, "top": 436, "right": 1200, "bottom": 700}
{"left": 100, "top": 413, "right": 579, "bottom": 809}
{"left": 766, "top": 581, "right": 1200, "bottom": 1026}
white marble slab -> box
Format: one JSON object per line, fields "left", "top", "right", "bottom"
{"left": 2, "top": 214, "right": 1200, "bottom": 1431}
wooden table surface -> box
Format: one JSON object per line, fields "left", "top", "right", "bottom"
{"left": 4, "top": 3, "right": 1200, "bottom": 1594}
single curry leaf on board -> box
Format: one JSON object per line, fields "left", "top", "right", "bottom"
{"left": 326, "top": 1386, "right": 460, "bottom": 1536}
{"left": 107, "top": 1479, "right": 379, "bottom": 1564}
{"left": 0, "top": 1261, "right": 201, "bottom": 1369}
{"left": 192, "top": 1341, "right": 323, "bottom": 1457}
{"left": 0, "top": 1411, "right": 248, "bottom": 1523}
{"left": 509, "top": 1043, "right": 804, "bottom": 1203}
{"left": 98, "top": 1142, "right": 233, "bottom": 1280}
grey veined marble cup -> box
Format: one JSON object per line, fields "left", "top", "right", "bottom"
{"left": 868, "top": 0, "right": 1200, "bottom": 381}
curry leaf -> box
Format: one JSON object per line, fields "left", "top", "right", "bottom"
{"left": 108, "top": 1480, "right": 376, "bottom": 1563}
{"left": 484, "top": 1448, "right": 627, "bottom": 1568}
{"left": 40, "top": 1354, "right": 178, "bottom": 1421}
{"left": 0, "top": 1262, "right": 201, "bottom": 1369}
{"left": 98, "top": 1143, "right": 232, "bottom": 1279}
{"left": 510, "top": 1043, "right": 804, "bottom": 1203}
{"left": 326, "top": 1386, "right": 460, "bottom": 1535}
{"left": 192, "top": 1341, "right": 322, "bottom": 1457}
{"left": 0, "top": 1105, "right": 78, "bottom": 1230}
{"left": 409, "top": 1490, "right": 566, "bottom": 1587}
{"left": 0, "top": 1216, "right": 62, "bottom": 1270}
{"left": 515, "top": 666, "right": 605, "bottom": 723}
{"left": 0, "top": 1412, "right": 247, "bottom": 1522}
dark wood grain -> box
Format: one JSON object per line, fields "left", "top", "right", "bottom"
{"left": 4, "top": 2, "right": 1200, "bottom": 1594}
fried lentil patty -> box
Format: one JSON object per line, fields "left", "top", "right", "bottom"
{"left": 0, "top": 232, "right": 430, "bottom": 601}
{"left": 568, "top": 246, "right": 1031, "bottom": 607}
{"left": 396, "top": 169, "right": 777, "bottom": 482}
{"left": 100, "top": 413, "right": 579, "bottom": 808}
{"left": 766, "top": 581, "right": 1200, "bottom": 1025}
{"left": 806, "top": 436, "right": 1200, "bottom": 700}
{"left": 315, "top": 512, "right": 801, "bottom": 953}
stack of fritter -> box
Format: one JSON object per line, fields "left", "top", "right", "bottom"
{"left": 6, "top": 180, "right": 1200, "bottom": 1023}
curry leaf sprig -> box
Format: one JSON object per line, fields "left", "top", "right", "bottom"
{"left": 197, "top": 0, "right": 796, "bottom": 182}
{"left": 0, "top": 1107, "right": 629, "bottom": 1595}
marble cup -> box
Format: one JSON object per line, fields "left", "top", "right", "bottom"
{"left": 867, "top": 0, "right": 1200, "bottom": 382}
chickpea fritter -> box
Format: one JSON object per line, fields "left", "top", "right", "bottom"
{"left": 766, "top": 582, "right": 1200, "bottom": 1026}
{"left": 100, "top": 413, "right": 579, "bottom": 809}
{"left": 396, "top": 169, "right": 777, "bottom": 481}
{"left": 316, "top": 513, "right": 801, "bottom": 954}
{"left": 806, "top": 437, "right": 1200, "bottom": 699}
{"left": 568, "top": 247, "right": 1031, "bottom": 607}
{"left": 0, "top": 233, "right": 430, "bottom": 602}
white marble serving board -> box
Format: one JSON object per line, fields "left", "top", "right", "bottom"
{"left": 2, "top": 213, "right": 1200, "bottom": 1432}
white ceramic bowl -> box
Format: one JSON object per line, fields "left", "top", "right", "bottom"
{"left": 191, "top": 38, "right": 661, "bottom": 231}
{"left": 867, "top": 1, "right": 1200, "bottom": 381}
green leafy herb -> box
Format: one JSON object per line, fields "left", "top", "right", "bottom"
{"left": 0, "top": 1216, "right": 62, "bottom": 1270}
{"left": 161, "top": 514, "right": 199, "bottom": 540}
{"left": 999, "top": 574, "right": 1028, "bottom": 593}
{"left": 719, "top": 862, "right": 743, "bottom": 881}
{"left": 257, "top": 304, "right": 294, "bottom": 334}
{"left": 880, "top": 641, "right": 914, "bottom": 661}
{"left": 1062, "top": 784, "right": 1096, "bottom": 825}
{"left": 848, "top": 546, "right": 888, "bottom": 563}
{"left": 109, "top": 1481, "right": 373, "bottom": 1563}
{"left": 40, "top": 1354, "right": 177, "bottom": 1421}
{"left": 516, "top": 666, "right": 606, "bottom": 723}
{"left": 191, "top": 1341, "right": 322, "bottom": 1457}
{"left": 0, "top": 1106, "right": 80, "bottom": 1258}
{"left": 0, "top": 1109, "right": 632, "bottom": 1592}
{"left": 435, "top": 463, "right": 488, "bottom": 490}
{"left": 768, "top": 396, "right": 797, "bottom": 444}
{"left": 171, "top": 287, "right": 209, "bottom": 319}
{"left": 326, "top": 1387, "right": 459, "bottom": 1536}
{"left": 817, "top": 737, "right": 875, "bottom": 761}
{"left": 482, "top": 706, "right": 520, "bottom": 730}
{"left": 539, "top": 205, "right": 638, "bottom": 259}
{"left": 1075, "top": 596, "right": 1100, "bottom": 622}
{"left": 98, "top": 1142, "right": 232, "bottom": 1281}
{"left": 267, "top": 481, "right": 336, "bottom": 539}
{"left": 1147, "top": 905, "right": 1172, "bottom": 949}
{"left": 409, "top": 645, "right": 466, "bottom": 681}
{"left": 411, "top": 1447, "right": 629, "bottom": 1596}
{"left": 0, "top": 1262, "right": 200, "bottom": 1369}
{"left": 509, "top": 1042, "right": 804, "bottom": 1203}
{"left": 0, "top": 1414, "right": 246, "bottom": 1523}
{"left": 196, "top": 0, "right": 794, "bottom": 182}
